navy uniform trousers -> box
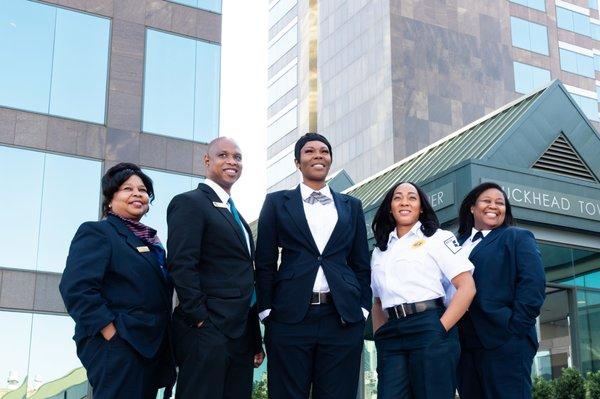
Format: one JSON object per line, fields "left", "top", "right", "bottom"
{"left": 265, "top": 303, "right": 365, "bottom": 399}
{"left": 374, "top": 308, "right": 460, "bottom": 399}
{"left": 77, "top": 333, "right": 173, "bottom": 399}
{"left": 457, "top": 318, "right": 538, "bottom": 399}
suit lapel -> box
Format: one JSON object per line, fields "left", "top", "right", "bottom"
{"left": 322, "top": 190, "right": 350, "bottom": 254}
{"left": 284, "top": 186, "right": 320, "bottom": 254}
{"left": 469, "top": 226, "right": 507, "bottom": 261}
{"left": 106, "top": 216, "right": 165, "bottom": 283}
{"left": 199, "top": 184, "right": 251, "bottom": 258}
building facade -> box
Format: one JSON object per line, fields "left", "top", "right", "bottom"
{"left": 0, "top": 0, "right": 221, "bottom": 396}
{"left": 266, "top": 0, "right": 600, "bottom": 191}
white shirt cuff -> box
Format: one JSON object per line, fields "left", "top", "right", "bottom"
{"left": 362, "top": 307, "right": 369, "bottom": 320}
{"left": 259, "top": 309, "right": 271, "bottom": 321}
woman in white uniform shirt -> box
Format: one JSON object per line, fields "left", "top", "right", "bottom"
{"left": 370, "top": 182, "right": 476, "bottom": 399}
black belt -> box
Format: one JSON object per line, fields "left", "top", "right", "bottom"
{"left": 310, "top": 292, "right": 332, "bottom": 305}
{"left": 385, "top": 298, "right": 444, "bottom": 319}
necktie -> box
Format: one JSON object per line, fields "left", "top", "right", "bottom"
{"left": 472, "top": 231, "right": 484, "bottom": 242}
{"left": 227, "top": 198, "right": 255, "bottom": 306}
{"left": 304, "top": 191, "right": 333, "bottom": 205}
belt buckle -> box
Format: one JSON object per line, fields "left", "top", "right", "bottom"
{"left": 394, "top": 304, "right": 407, "bottom": 318}
{"left": 313, "top": 292, "right": 321, "bottom": 305}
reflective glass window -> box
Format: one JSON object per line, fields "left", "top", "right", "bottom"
{"left": 513, "top": 62, "right": 551, "bottom": 94}
{"left": 268, "top": 24, "right": 297, "bottom": 67}
{"left": 559, "top": 49, "right": 595, "bottom": 78}
{"left": 0, "top": 0, "right": 109, "bottom": 123}
{"left": 592, "top": 23, "right": 600, "bottom": 40}
{"left": 143, "top": 169, "right": 203, "bottom": 241}
{"left": 0, "top": 312, "right": 32, "bottom": 395}
{"left": 268, "top": 105, "right": 297, "bottom": 145}
{"left": 509, "top": 0, "right": 546, "bottom": 11}
{"left": 143, "top": 29, "right": 221, "bottom": 143}
{"left": 49, "top": 8, "right": 110, "bottom": 123}
{"left": 569, "top": 93, "right": 599, "bottom": 121}
{"left": 0, "top": 146, "right": 101, "bottom": 272}
{"left": 556, "top": 7, "right": 592, "bottom": 36}
{"left": 168, "top": 0, "right": 221, "bottom": 13}
{"left": 269, "top": 0, "right": 297, "bottom": 27}
{"left": 595, "top": 54, "right": 600, "bottom": 70}
{"left": 577, "top": 289, "right": 600, "bottom": 373}
{"left": 267, "top": 149, "right": 296, "bottom": 185}
{"left": 28, "top": 314, "right": 85, "bottom": 393}
{"left": 268, "top": 65, "right": 297, "bottom": 105}
{"left": 591, "top": 0, "right": 599, "bottom": 10}
{"left": 510, "top": 17, "right": 549, "bottom": 55}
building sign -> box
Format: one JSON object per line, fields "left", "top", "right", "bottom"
{"left": 488, "top": 180, "right": 600, "bottom": 222}
{"left": 426, "top": 182, "right": 454, "bottom": 211}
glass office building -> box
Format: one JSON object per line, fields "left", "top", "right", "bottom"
{"left": 0, "top": 0, "right": 221, "bottom": 397}
{"left": 266, "top": 0, "right": 600, "bottom": 192}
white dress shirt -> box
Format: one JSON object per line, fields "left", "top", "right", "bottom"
{"left": 460, "top": 228, "right": 491, "bottom": 258}
{"left": 300, "top": 183, "right": 338, "bottom": 292}
{"left": 204, "top": 179, "right": 251, "bottom": 253}
{"left": 370, "top": 221, "right": 474, "bottom": 310}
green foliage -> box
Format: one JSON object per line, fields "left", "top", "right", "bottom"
{"left": 532, "top": 376, "right": 553, "bottom": 399}
{"left": 586, "top": 371, "right": 600, "bottom": 399}
{"left": 252, "top": 378, "right": 268, "bottom": 399}
{"left": 553, "top": 368, "right": 585, "bottom": 399}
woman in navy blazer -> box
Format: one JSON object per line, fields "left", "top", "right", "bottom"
{"left": 255, "top": 133, "right": 371, "bottom": 399}
{"left": 60, "top": 163, "right": 175, "bottom": 399}
{"left": 456, "top": 182, "right": 546, "bottom": 399}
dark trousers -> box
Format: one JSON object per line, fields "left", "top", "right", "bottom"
{"left": 265, "top": 303, "right": 364, "bottom": 399}
{"left": 457, "top": 334, "right": 537, "bottom": 399}
{"left": 171, "top": 313, "right": 254, "bottom": 399}
{"left": 374, "top": 308, "right": 460, "bottom": 399}
{"left": 77, "top": 333, "right": 172, "bottom": 399}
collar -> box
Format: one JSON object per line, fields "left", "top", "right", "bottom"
{"left": 204, "top": 179, "right": 230, "bottom": 204}
{"left": 388, "top": 221, "right": 423, "bottom": 244}
{"left": 300, "top": 182, "right": 332, "bottom": 201}
{"left": 470, "top": 227, "right": 491, "bottom": 240}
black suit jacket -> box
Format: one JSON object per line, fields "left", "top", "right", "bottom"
{"left": 167, "top": 183, "right": 258, "bottom": 345}
{"left": 60, "top": 214, "right": 174, "bottom": 359}
{"left": 458, "top": 226, "right": 546, "bottom": 349}
{"left": 255, "top": 185, "right": 372, "bottom": 324}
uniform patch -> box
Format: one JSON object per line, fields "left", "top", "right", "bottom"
{"left": 444, "top": 237, "right": 462, "bottom": 254}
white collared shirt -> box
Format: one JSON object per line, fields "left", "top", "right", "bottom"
{"left": 460, "top": 227, "right": 491, "bottom": 258}
{"left": 204, "top": 179, "right": 251, "bottom": 253}
{"left": 300, "top": 182, "right": 338, "bottom": 292}
{"left": 370, "top": 221, "right": 474, "bottom": 309}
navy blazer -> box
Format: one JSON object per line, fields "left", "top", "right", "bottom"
{"left": 255, "top": 185, "right": 372, "bottom": 324}
{"left": 60, "top": 214, "right": 174, "bottom": 359}
{"left": 458, "top": 226, "right": 546, "bottom": 349}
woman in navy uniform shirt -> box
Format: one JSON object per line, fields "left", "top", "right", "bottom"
{"left": 60, "top": 163, "right": 175, "bottom": 399}
{"left": 456, "top": 182, "right": 545, "bottom": 399}
{"left": 371, "top": 182, "right": 476, "bottom": 399}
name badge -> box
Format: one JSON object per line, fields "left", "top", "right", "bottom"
{"left": 137, "top": 246, "right": 150, "bottom": 253}
{"left": 212, "top": 201, "right": 228, "bottom": 209}
{"left": 411, "top": 239, "right": 426, "bottom": 249}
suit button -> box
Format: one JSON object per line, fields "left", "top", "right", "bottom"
{"left": 317, "top": 256, "right": 322, "bottom": 261}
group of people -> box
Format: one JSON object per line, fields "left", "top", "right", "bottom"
{"left": 59, "top": 132, "right": 546, "bottom": 399}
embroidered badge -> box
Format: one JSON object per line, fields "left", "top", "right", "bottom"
{"left": 212, "top": 201, "right": 228, "bottom": 209}
{"left": 411, "top": 239, "right": 426, "bottom": 249}
{"left": 136, "top": 246, "right": 150, "bottom": 253}
{"left": 444, "top": 237, "right": 462, "bottom": 254}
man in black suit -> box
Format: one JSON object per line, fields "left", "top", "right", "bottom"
{"left": 167, "top": 137, "right": 264, "bottom": 399}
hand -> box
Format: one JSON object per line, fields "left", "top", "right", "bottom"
{"left": 253, "top": 351, "right": 265, "bottom": 368}
{"left": 197, "top": 320, "right": 204, "bottom": 328}
{"left": 439, "top": 318, "right": 449, "bottom": 332}
{"left": 101, "top": 322, "right": 117, "bottom": 341}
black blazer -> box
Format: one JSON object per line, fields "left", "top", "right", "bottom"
{"left": 167, "top": 183, "right": 257, "bottom": 341}
{"left": 458, "top": 226, "right": 546, "bottom": 349}
{"left": 60, "top": 214, "right": 174, "bottom": 359}
{"left": 255, "top": 185, "right": 372, "bottom": 324}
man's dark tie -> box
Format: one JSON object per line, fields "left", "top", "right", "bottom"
{"left": 304, "top": 191, "right": 333, "bottom": 205}
{"left": 472, "top": 231, "right": 484, "bottom": 242}
{"left": 228, "top": 197, "right": 255, "bottom": 306}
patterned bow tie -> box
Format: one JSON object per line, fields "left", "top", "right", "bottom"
{"left": 304, "top": 191, "right": 333, "bottom": 205}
